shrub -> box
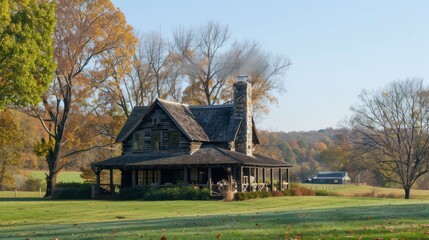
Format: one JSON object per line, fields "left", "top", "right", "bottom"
{"left": 290, "top": 186, "right": 315, "bottom": 196}
{"left": 144, "top": 186, "right": 210, "bottom": 201}
{"left": 282, "top": 190, "right": 292, "bottom": 196}
{"left": 235, "top": 192, "right": 247, "bottom": 201}
{"left": 118, "top": 186, "right": 152, "bottom": 200}
{"left": 315, "top": 190, "right": 336, "bottom": 196}
{"left": 52, "top": 183, "right": 91, "bottom": 199}
{"left": 271, "top": 191, "right": 284, "bottom": 197}
{"left": 291, "top": 188, "right": 303, "bottom": 196}
{"left": 24, "top": 176, "right": 46, "bottom": 191}
{"left": 259, "top": 191, "right": 272, "bottom": 198}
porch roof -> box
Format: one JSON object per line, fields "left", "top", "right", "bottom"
{"left": 92, "top": 146, "right": 292, "bottom": 169}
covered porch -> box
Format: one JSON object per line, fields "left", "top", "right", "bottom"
{"left": 92, "top": 165, "right": 290, "bottom": 198}
{"left": 91, "top": 145, "right": 292, "bottom": 198}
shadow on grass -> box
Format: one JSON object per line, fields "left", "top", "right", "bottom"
{"left": 0, "top": 198, "right": 47, "bottom": 202}
{"left": 1, "top": 203, "right": 429, "bottom": 239}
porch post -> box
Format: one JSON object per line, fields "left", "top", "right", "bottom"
{"left": 183, "top": 167, "right": 188, "bottom": 185}
{"left": 255, "top": 168, "right": 259, "bottom": 191}
{"left": 262, "top": 168, "right": 266, "bottom": 184}
{"left": 278, "top": 168, "right": 283, "bottom": 191}
{"left": 270, "top": 168, "right": 274, "bottom": 191}
{"left": 208, "top": 167, "right": 212, "bottom": 196}
{"left": 131, "top": 170, "right": 136, "bottom": 188}
{"left": 238, "top": 166, "right": 243, "bottom": 192}
{"left": 157, "top": 169, "right": 161, "bottom": 187}
{"left": 286, "top": 168, "right": 290, "bottom": 190}
{"left": 96, "top": 169, "right": 101, "bottom": 195}
{"left": 247, "top": 167, "right": 251, "bottom": 192}
{"left": 109, "top": 169, "right": 114, "bottom": 194}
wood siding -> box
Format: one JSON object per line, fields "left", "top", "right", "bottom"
{"left": 122, "top": 104, "right": 192, "bottom": 155}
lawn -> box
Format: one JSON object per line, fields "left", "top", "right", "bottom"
{"left": 1, "top": 196, "right": 429, "bottom": 239}
{"left": 28, "top": 170, "right": 84, "bottom": 183}
{"left": 302, "top": 183, "right": 429, "bottom": 199}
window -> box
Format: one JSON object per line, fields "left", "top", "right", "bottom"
{"left": 169, "top": 131, "right": 180, "bottom": 150}
{"left": 151, "top": 130, "right": 161, "bottom": 151}
{"left": 133, "top": 131, "right": 144, "bottom": 151}
{"left": 137, "top": 170, "right": 158, "bottom": 185}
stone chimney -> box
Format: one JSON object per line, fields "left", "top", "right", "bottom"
{"left": 234, "top": 76, "right": 253, "bottom": 156}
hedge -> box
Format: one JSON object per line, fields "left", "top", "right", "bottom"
{"left": 118, "top": 186, "right": 211, "bottom": 200}
{"left": 52, "top": 183, "right": 92, "bottom": 199}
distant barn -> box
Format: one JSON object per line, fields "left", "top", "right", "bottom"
{"left": 311, "top": 171, "right": 351, "bottom": 184}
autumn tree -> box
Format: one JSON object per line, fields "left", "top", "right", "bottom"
{"left": 30, "top": 0, "right": 136, "bottom": 197}
{"left": 349, "top": 79, "right": 429, "bottom": 199}
{"left": 0, "top": 0, "right": 55, "bottom": 108}
{"left": 0, "top": 110, "right": 24, "bottom": 190}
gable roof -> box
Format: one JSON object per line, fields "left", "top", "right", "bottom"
{"left": 115, "top": 106, "right": 149, "bottom": 142}
{"left": 115, "top": 98, "right": 259, "bottom": 144}
{"left": 156, "top": 99, "right": 209, "bottom": 141}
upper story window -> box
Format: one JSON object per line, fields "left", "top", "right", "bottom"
{"left": 133, "top": 131, "right": 144, "bottom": 151}
{"left": 151, "top": 130, "right": 162, "bottom": 151}
{"left": 168, "top": 131, "right": 180, "bottom": 150}
{"left": 152, "top": 111, "right": 161, "bottom": 126}
{"left": 133, "top": 129, "right": 181, "bottom": 152}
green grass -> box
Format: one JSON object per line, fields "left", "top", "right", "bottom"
{"left": 0, "top": 191, "right": 42, "bottom": 198}
{"left": 1, "top": 196, "right": 429, "bottom": 239}
{"left": 302, "top": 183, "right": 429, "bottom": 199}
{"left": 28, "top": 170, "right": 84, "bottom": 183}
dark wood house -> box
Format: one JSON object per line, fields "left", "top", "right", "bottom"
{"left": 92, "top": 77, "right": 292, "bottom": 196}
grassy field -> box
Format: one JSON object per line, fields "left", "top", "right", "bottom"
{"left": 1, "top": 196, "right": 429, "bottom": 239}
{"left": 301, "top": 183, "right": 429, "bottom": 199}
{"left": 28, "top": 170, "right": 84, "bottom": 183}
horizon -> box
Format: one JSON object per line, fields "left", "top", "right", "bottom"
{"left": 111, "top": 1, "right": 429, "bottom": 132}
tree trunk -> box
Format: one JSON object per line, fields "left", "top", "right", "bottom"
{"left": 404, "top": 187, "right": 411, "bottom": 199}
{"left": 45, "top": 172, "right": 57, "bottom": 198}
{"left": 0, "top": 160, "right": 6, "bottom": 191}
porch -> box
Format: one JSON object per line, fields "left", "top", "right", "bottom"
{"left": 92, "top": 165, "right": 290, "bottom": 198}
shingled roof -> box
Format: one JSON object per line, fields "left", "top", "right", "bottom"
{"left": 189, "top": 105, "right": 242, "bottom": 142}
{"left": 115, "top": 99, "right": 249, "bottom": 143}
{"left": 157, "top": 99, "right": 209, "bottom": 141}
{"left": 116, "top": 106, "right": 149, "bottom": 142}
{"left": 93, "top": 145, "right": 292, "bottom": 169}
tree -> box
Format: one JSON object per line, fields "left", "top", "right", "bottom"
{"left": 97, "top": 31, "right": 179, "bottom": 117}
{"left": 30, "top": 0, "right": 136, "bottom": 197}
{"left": 0, "top": 0, "right": 55, "bottom": 108}
{"left": 235, "top": 43, "right": 290, "bottom": 117}
{"left": 174, "top": 21, "right": 243, "bottom": 105}
{"left": 0, "top": 109, "right": 24, "bottom": 190}
{"left": 349, "top": 79, "right": 429, "bottom": 199}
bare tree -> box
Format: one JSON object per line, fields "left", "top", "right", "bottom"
{"left": 349, "top": 79, "right": 429, "bottom": 199}
{"left": 235, "top": 42, "right": 290, "bottom": 118}
{"left": 174, "top": 21, "right": 243, "bottom": 105}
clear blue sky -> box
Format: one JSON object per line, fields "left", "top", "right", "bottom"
{"left": 111, "top": 0, "right": 429, "bottom": 132}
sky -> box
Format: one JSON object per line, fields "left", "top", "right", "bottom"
{"left": 111, "top": 0, "right": 429, "bottom": 132}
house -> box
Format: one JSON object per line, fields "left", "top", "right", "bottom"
{"left": 92, "top": 76, "right": 292, "bottom": 196}
{"left": 311, "top": 171, "right": 351, "bottom": 184}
